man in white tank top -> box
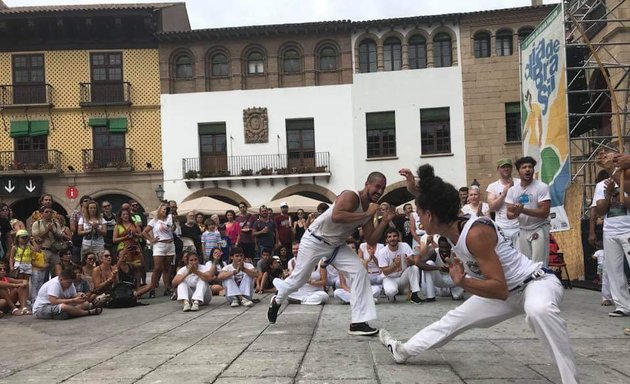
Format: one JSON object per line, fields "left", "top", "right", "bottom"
{"left": 268, "top": 172, "right": 395, "bottom": 336}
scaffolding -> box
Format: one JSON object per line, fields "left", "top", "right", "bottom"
{"left": 564, "top": 0, "right": 630, "bottom": 217}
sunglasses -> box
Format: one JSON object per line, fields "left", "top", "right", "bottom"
{"left": 19, "top": 236, "right": 29, "bottom": 239}
{"left": 102, "top": 254, "right": 112, "bottom": 257}
{"left": 87, "top": 258, "right": 95, "bottom": 261}
{"left": 102, "top": 204, "right": 111, "bottom": 208}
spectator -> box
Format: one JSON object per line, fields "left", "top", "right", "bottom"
{"left": 33, "top": 268, "right": 102, "bottom": 319}
{"left": 82, "top": 251, "right": 96, "bottom": 290}
{"left": 54, "top": 249, "right": 74, "bottom": 277}
{"left": 78, "top": 200, "right": 106, "bottom": 262}
{"left": 206, "top": 247, "right": 226, "bottom": 296}
{"left": 180, "top": 211, "right": 202, "bottom": 256}
{"left": 462, "top": 186, "right": 490, "bottom": 217}
{"left": 235, "top": 202, "right": 256, "bottom": 262}
{"left": 195, "top": 212, "right": 206, "bottom": 233}
{"left": 377, "top": 228, "right": 423, "bottom": 303}
{"left": 143, "top": 203, "right": 176, "bottom": 298}
{"left": 0, "top": 203, "right": 12, "bottom": 263}
{"left": 274, "top": 202, "right": 293, "bottom": 255}
{"left": 592, "top": 243, "right": 612, "bottom": 306}
{"left": 218, "top": 225, "right": 232, "bottom": 261}
{"left": 218, "top": 247, "right": 258, "bottom": 307}
{"left": 394, "top": 203, "right": 414, "bottom": 247}
{"left": 334, "top": 270, "right": 380, "bottom": 304}
{"left": 306, "top": 202, "right": 329, "bottom": 228}
{"left": 29, "top": 238, "right": 47, "bottom": 303}
{"left": 0, "top": 263, "right": 30, "bottom": 315}
{"left": 9, "top": 229, "right": 33, "bottom": 281}
{"left": 92, "top": 250, "right": 117, "bottom": 297}
{"left": 276, "top": 245, "right": 290, "bottom": 271}
{"left": 255, "top": 248, "right": 272, "bottom": 293}
{"left": 458, "top": 187, "right": 469, "bottom": 209}
{"left": 113, "top": 209, "right": 143, "bottom": 272}
{"left": 292, "top": 209, "right": 307, "bottom": 242}
{"left": 258, "top": 255, "right": 283, "bottom": 294}
{"left": 358, "top": 241, "right": 385, "bottom": 295}
{"left": 32, "top": 205, "right": 69, "bottom": 276}
{"left": 416, "top": 236, "right": 464, "bottom": 301}
{"left": 224, "top": 210, "right": 240, "bottom": 246}
{"left": 172, "top": 253, "right": 213, "bottom": 312}
{"left": 253, "top": 206, "right": 275, "bottom": 262}
{"left": 72, "top": 265, "right": 90, "bottom": 294}
{"left": 287, "top": 259, "right": 328, "bottom": 305}
{"left": 201, "top": 219, "right": 221, "bottom": 263}
{"left": 101, "top": 200, "right": 116, "bottom": 254}
{"left": 69, "top": 196, "right": 91, "bottom": 265}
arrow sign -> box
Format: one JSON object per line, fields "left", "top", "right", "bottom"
{"left": 26, "top": 179, "right": 36, "bottom": 193}
{"left": 4, "top": 180, "right": 14, "bottom": 193}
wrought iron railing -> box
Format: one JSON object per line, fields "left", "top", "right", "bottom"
{"left": 0, "top": 84, "right": 53, "bottom": 106}
{"left": 0, "top": 150, "right": 62, "bottom": 172}
{"left": 79, "top": 82, "right": 132, "bottom": 106}
{"left": 182, "top": 152, "right": 330, "bottom": 178}
{"left": 82, "top": 148, "right": 134, "bottom": 170}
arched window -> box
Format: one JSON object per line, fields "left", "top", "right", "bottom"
{"left": 518, "top": 27, "right": 534, "bottom": 43}
{"left": 473, "top": 32, "right": 491, "bottom": 58}
{"left": 319, "top": 46, "right": 337, "bottom": 71}
{"left": 496, "top": 29, "right": 513, "bottom": 56}
{"left": 282, "top": 48, "right": 301, "bottom": 73}
{"left": 358, "top": 38, "right": 377, "bottom": 73}
{"left": 383, "top": 37, "right": 402, "bottom": 71}
{"left": 211, "top": 53, "right": 229, "bottom": 76}
{"left": 408, "top": 35, "right": 427, "bottom": 69}
{"left": 433, "top": 33, "right": 452, "bottom": 67}
{"left": 247, "top": 51, "right": 264, "bottom": 74}
{"left": 174, "top": 54, "right": 193, "bottom": 79}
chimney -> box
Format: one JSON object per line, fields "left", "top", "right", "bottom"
{"left": 531, "top": 0, "right": 543, "bottom": 6}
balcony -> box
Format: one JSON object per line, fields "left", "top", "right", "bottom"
{"left": 82, "top": 148, "right": 134, "bottom": 172}
{"left": 0, "top": 84, "right": 53, "bottom": 108}
{"left": 182, "top": 152, "right": 331, "bottom": 187}
{"left": 0, "top": 150, "right": 62, "bottom": 174}
{"left": 79, "top": 82, "right": 132, "bottom": 107}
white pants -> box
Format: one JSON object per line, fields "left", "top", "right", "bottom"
{"left": 501, "top": 227, "right": 520, "bottom": 247}
{"left": 334, "top": 285, "right": 381, "bottom": 304}
{"left": 517, "top": 225, "right": 550, "bottom": 268}
{"left": 177, "top": 278, "right": 212, "bottom": 304}
{"left": 599, "top": 266, "right": 612, "bottom": 301}
{"left": 274, "top": 232, "right": 377, "bottom": 323}
{"left": 422, "top": 261, "right": 464, "bottom": 299}
{"left": 290, "top": 290, "right": 329, "bottom": 305}
{"left": 383, "top": 265, "right": 421, "bottom": 299}
{"left": 603, "top": 232, "right": 630, "bottom": 313}
{"left": 401, "top": 274, "right": 578, "bottom": 384}
{"left": 223, "top": 274, "right": 254, "bottom": 301}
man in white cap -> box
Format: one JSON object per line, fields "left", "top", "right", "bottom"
{"left": 486, "top": 158, "right": 520, "bottom": 246}
{"left": 274, "top": 202, "right": 293, "bottom": 258}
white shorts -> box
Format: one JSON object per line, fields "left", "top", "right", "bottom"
{"left": 152, "top": 242, "right": 175, "bottom": 256}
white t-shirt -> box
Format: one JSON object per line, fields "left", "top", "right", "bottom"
{"left": 505, "top": 180, "right": 551, "bottom": 230}
{"left": 33, "top": 276, "right": 77, "bottom": 313}
{"left": 359, "top": 242, "right": 384, "bottom": 275}
{"left": 461, "top": 202, "right": 490, "bottom": 218}
{"left": 148, "top": 215, "right": 175, "bottom": 241}
{"left": 593, "top": 179, "right": 630, "bottom": 236}
{"left": 222, "top": 262, "right": 255, "bottom": 285}
{"left": 78, "top": 216, "right": 105, "bottom": 247}
{"left": 376, "top": 242, "right": 414, "bottom": 278}
{"left": 593, "top": 249, "right": 604, "bottom": 266}
{"left": 176, "top": 264, "right": 212, "bottom": 286}
{"left": 486, "top": 178, "right": 521, "bottom": 230}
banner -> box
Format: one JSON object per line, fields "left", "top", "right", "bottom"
{"left": 520, "top": 4, "right": 571, "bottom": 232}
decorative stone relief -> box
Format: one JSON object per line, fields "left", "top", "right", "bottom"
{"left": 243, "top": 107, "right": 268, "bottom": 143}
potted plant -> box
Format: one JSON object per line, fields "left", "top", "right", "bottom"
{"left": 240, "top": 169, "right": 253, "bottom": 176}
{"left": 216, "top": 170, "right": 231, "bottom": 177}
{"left": 258, "top": 167, "right": 273, "bottom": 175}
{"left": 200, "top": 170, "right": 215, "bottom": 178}
{"left": 276, "top": 167, "right": 289, "bottom": 175}
{"left": 184, "top": 170, "right": 199, "bottom": 179}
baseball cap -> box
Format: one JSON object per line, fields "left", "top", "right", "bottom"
{"left": 496, "top": 158, "right": 513, "bottom": 167}
{"left": 16, "top": 229, "right": 29, "bottom": 238}
{"left": 280, "top": 202, "right": 288, "bottom": 208}
{"left": 272, "top": 255, "right": 281, "bottom": 261}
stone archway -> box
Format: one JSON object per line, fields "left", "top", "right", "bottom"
{"left": 380, "top": 181, "right": 415, "bottom": 206}
{"left": 183, "top": 187, "right": 251, "bottom": 208}
{"left": 271, "top": 184, "right": 336, "bottom": 203}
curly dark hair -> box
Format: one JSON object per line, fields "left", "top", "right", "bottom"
{"left": 414, "top": 164, "right": 460, "bottom": 225}
{"left": 514, "top": 156, "right": 537, "bottom": 170}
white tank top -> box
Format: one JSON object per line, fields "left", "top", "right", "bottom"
{"left": 309, "top": 191, "right": 369, "bottom": 246}
{"left": 452, "top": 216, "right": 539, "bottom": 290}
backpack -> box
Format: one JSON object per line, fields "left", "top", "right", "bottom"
{"left": 108, "top": 282, "right": 137, "bottom": 308}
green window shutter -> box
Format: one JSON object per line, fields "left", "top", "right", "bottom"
{"left": 421, "top": 107, "right": 449, "bottom": 122}
{"left": 505, "top": 103, "right": 520, "bottom": 114}
{"left": 9, "top": 121, "right": 29, "bottom": 137}
{"left": 198, "top": 122, "right": 226, "bottom": 135}
{"left": 366, "top": 112, "right": 395, "bottom": 130}
{"left": 108, "top": 118, "right": 128, "bottom": 133}
{"left": 29, "top": 120, "right": 50, "bottom": 136}
{"left": 286, "top": 118, "right": 314, "bottom": 130}
{"left": 88, "top": 118, "right": 108, "bottom": 127}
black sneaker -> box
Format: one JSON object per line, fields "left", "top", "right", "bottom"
{"left": 424, "top": 297, "right": 436, "bottom": 303}
{"left": 267, "top": 295, "right": 281, "bottom": 324}
{"left": 609, "top": 310, "right": 629, "bottom": 317}
{"left": 348, "top": 322, "right": 379, "bottom": 336}
{"left": 410, "top": 293, "right": 424, "bottom": 304}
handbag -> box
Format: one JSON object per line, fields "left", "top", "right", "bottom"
{"left": 108, "top": 282, "right": 137, "bottom": 308}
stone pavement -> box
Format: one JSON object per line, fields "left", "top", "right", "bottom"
{"left": 0, "top": 287, "right": 628, "bottom": 384}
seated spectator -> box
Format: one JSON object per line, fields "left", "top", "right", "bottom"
{"left": 416, "top": 236, "right": 464, "bottom": 301}
{"left": 108, "top": 247, "right": 154, "bottom": 307}
{"left": 72, "top": 265, "right": 91, "bottom": 295}
{"left": 334, "top": 270, "right": 380, "bottom": 304}
{"left": 358, "top": 241, "right": 385, "bottom": 289}
{"left": 258, "top": 255, "right": 283, "bottom": 294}
{"left": 0, "top": 264, "right": 30, "bottom": 315}
{"left": 276, "top": 245, "right": 290, "bottom": 270}
{"left": 255, "top": 248, "right": 272, "bottom": 292}
{"left": 33, "top": 268, "right": 102, "bottom": 319}
{"left": 288, "top": 259, "right": 328, "bottom": 305}
{"left": 172, "top": 253, "right": 213, "bottom": 312}
{"left": 9, "top": 229, "right": 33, "bottom": 281}
{"left": 54, "top": 249, "right": 75, "bottom": 277}
{"left": 217, "top": 247, "right": 258, "bottom": 307}
{"left": 82, "top": 252, "right": 97, "bottom": 290}
{"left": 92, "top": 251, "right": 117, "bottom": 297}
{"left": 377, "top": 228, "right": 423, "bottom": 303}
{"left": 286, "top": 242, "right": 299, "bottom": 278}
{"left": 206, "top": 247, "right": 226, "bottom": 296}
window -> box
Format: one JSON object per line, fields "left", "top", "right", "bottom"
{"left": 473, "top": 32, "right": 491, "bottom": 58}
{"left": 496, "top": 29, "right": 513, "bottom": 56}
{"left": 366, "top": 112, "right": 396, "bottom": 158}
{"left": 518, "top": 27, "right": 534, "bottom": 43}
{"left": 174, "top": 54, "right": 193, "bottom": 79}
{"left": 505, "top": 102, "right": 522, "bottom": 142}
{"left": 319, "top": 46, "right": 337, "bottom": 71}
{"left": 14, "top": 135, "right": 47, "bottom": 166}
{"left": 198, "top": 123, "right": 227, "bottom": 173}
{"left": 408, "top": 35, "right": 427, "bottom": 69}
{"left": 90, "top": 52, "right": 123, "bottom": 103}
{"left": 247, "top": 51, "right": 264, "bottom": 74}
{"left": 383, "top": 37, "right": 402, "bottom": 71}
{"left": 211, "top": 53, "right": 229, "bottom": 77}
{"left": 92, "top": 125, "right": 125, "bottom": 167}
{"left": 421, "top": 107, "right": 451, "bottom": 155}
{"left": 358, "top": 39, "right": 377, "bottom": 73}
{"left": 286, "top": 118, "right": 315, "bottom": 168}
{"left": 433, "top": 33, "right": 452, "bottom": 67}
{"left": 12, "top": 54, "right": 45, "bottom": 104}
{"left": 282, "top": 49, "right": 301, "bottom": 73}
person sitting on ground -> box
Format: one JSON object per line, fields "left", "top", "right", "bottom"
{"left": 416, "top": 236, "right": 464, "bottom": 301}
{"left": 358, "top": 241, "right": 385, "bottom": 296}
{"left": 206, "top": 247, "right": 226, "bottom": 296}
{"left": 255, "top": 248, "right": 272, "bottom": 292}
{"left": 82, "top": 252, "right": 97, "bottom": 290}
{"left": 287, "top": 259, "right": 329, "bottom": 305}
{"left": 72, "top": 265, "right": 91, "bottom": 295}
{"left": 9, "top": 229, "right": 33, "bottom": 282}
{"left": 92, "top": 250, "right": 117, "bottom": 297}
{"left": 334, "top": 268, "right": 380, "bottom": 305}
{"left": 0, "top": 263, "right": 30, "bottom": 316}
{"left": 217, "top": 247, "right": 258, "bottom": 307}
{"left": 54, "top": 248, "right": 75, "bottom": 277}
{"left": 377, "top": 227, "right": 423, "bottom": 303}
{"left": 258, "top": 255, "right": 284, "bottom": 294}
{"left": 172, "top": 252, "right": 213, "bottom": 312}
{"left": 33, "top": 268, "right": 102, "bottom": 319}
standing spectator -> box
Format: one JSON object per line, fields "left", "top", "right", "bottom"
{"left": 172, "top": 253, "right": 213, "bottom": 312}
{"left": 292, "top": 209, "right": 307, "bottom": 242}
{"left": 33, "top": 268, "right": 102, "bottom": 319}
{"left": 195, "top": 212, "right": 206, "bottom": 233}
{"left": 113, "top": 209, "right": 143, "bottom": 256}
{"left": 9, "top": 229, "right": 33, "bottom": 281}
{"left": 487, "top": 158, "right": 520, "bottom": 246}
{"left": 78, "top": 200, "right": 106, "bottom": 262}
{"left": 394, "top": 203, "right": 414, "bottom": 247}
{"left": 29, "top": 238, "right": 48, "bottom": 302}
{"left": 458, "top": 187, "right": 469, "bottom": 209}
{"left": 506, "top": 156, "right": 551, "bottom": 267}
{"left": 0, "top": 263, "right": 30, "bottom": 315}
{"left": 0, "top": 203, "right": 12, "bottom": 264}
{"left": 101, "top": 201, "right": 116, "bottom": 254}
{"left": 305, "top": 202, "right": 329, "bottom": 229}
{"left": 218, "top": 247, "right": 258, "bottom": 307}
{"left": 274, "top": 202, "right": 293, "bottom": 257}
{"left": 235, "top": 202, "right": 256, "bottom": 261}
{"left": 253, "top": 206, "right": 275, "bottom": 263}
{"left": 377, "top": 227, "right": 423, "bottom": 304}
{"left": 224, "top": 210, "right": 240, "bottom": 246}
{"left": 218, "top": 225, "right": 232, "bottom": 262}
{"left": 461, "top": 186, "right": 490, "bottom": 217}
{"left": 592, "top": 244, "right": 612, "bottom": 306}
{"left": 180, "top": 211, "right": 202, "bottom": 255}
{"left": 143, "top": 203, "right": 176, "bottom": 298}
{"left": 201, "top": 219, "right": 221, "bottom": 263}
{"left": 69, "top": 196, "right": 91, "bottom": 265}
{"left": 32, "top": 206, "right": 70, "bottom": 276}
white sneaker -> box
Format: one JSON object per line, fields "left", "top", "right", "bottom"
{"left": 241, "top": 298, "right": 254, "bottom": 307}
{"left": 182, "top": 301, "right": 191, "bottom": 312}
{"left": 190, "top": 301, "right": 200, "bottom": 311}
{"left": 378, "top": 329, "right": 409, "bottom": 364}
{"left": 230, "top": 300, "right": 240, "bottom": 307}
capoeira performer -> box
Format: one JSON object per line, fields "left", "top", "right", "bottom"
{"left": 268, "top": 172, "right": 395, "bottom": 336}
{"left": 379, "top": 165, "right": 578, "bottom": 384}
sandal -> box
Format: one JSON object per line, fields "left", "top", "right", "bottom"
{"left": 88, "top": 307, "right": 103, "bottom": 316}
{"left": 11, "top": 308, "right": 22, "bottom": 316}
{"left": 625, "top": 328, "right": 630, "bottom": 336}
{"left": 20, "top": 307, "right": 32, "bottom": 315}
